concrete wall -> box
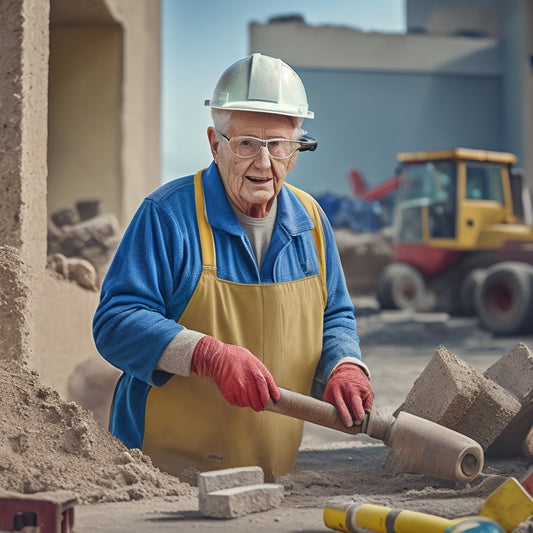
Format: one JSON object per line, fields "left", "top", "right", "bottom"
{"left": 48, "top": 26, "right": 122, "bottom": 220}
{"left": 407, "top": 0, "right": 532, "bottom": 198}
{"left": 49, "top": 0, "right": 161, "bottom": 226}
{"left": 0, "top": 0, "right": 161, "bottom": 407}
{"left": 0, "top": 0, "right": 49, "bottom": 361}
{"left": 292, "top": 67, "right": 502, "bottom": 196}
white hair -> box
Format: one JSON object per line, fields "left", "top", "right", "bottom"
{"left": 211, "top": 108, "right": 305, "bottom": 138}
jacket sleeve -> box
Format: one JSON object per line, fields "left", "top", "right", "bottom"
{"left": 92, "top": 198, "right": 190, "bottom": 387}
{"left": 313, "top": 208, "right": 364, "bottom": 387}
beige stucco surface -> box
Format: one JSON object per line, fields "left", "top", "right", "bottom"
{"left": 48, "top": 26, "right": 122, "bottom": 221}
{"left": 1, "top": 0, "right": 161, "bottom": 405}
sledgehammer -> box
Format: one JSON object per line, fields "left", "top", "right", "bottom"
{"left": 266, "top": 388, "right": 484, "bottom": 483}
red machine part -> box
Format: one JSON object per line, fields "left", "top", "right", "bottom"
{"left": 349, "top": 169, "right": 401, "bottom": 201}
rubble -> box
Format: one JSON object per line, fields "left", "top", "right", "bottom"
{"left": 397, "top": 343, "right": 533, "bottom": 459}
{"left": 47, "top": 200, "right": 121, "bottom": 289}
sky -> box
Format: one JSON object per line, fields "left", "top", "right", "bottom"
{"left": 160, "top": 0, "right": 406, "bottom": 183}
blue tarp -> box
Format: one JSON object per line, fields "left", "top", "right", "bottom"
{"left": 314, "top": 193, "right": 383, "bottom": 233}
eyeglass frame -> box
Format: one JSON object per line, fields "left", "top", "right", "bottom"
{"left": 217, "top": 131, "right": 317, "bottom": 160}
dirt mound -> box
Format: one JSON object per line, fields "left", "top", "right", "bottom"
{"left": 0, "top": 359, "right": 195, "bottom": 504}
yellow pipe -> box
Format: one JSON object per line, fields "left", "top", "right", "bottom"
{"left": 323, "top": 503, "right": 504, "bottom": 533}
{"left": 356, "top": 503, "right": 451, "bottom": 532}
{"left": 324, "top": 503, "right": 451, "bottom": 533}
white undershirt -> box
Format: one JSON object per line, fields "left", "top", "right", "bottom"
{"left": 232, "top": 198, "right": 277, "bottom": 269}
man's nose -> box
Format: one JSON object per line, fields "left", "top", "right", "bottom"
{"left": 254, "top": 145, "right": 272, "bottom": 168}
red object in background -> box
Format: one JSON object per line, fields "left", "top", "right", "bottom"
{"left": 349, "top": 169, "right": 402, "bottom": 201}
{"left": 0, "top": 492, "right": 76, "bottom": 533}
{"left": 393, "top": 243, "right": 462, "bottom": 276}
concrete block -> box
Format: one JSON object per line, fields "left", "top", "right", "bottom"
{"left": 199, "top": 483, "right": 284, "bottom": 519}
{"left": 484, "top": 344, "right": 533, "bottom": 457}
{"left": 198, "top": 466, "right": 264, "bottom": 496}
{"left": 398, "top": 346, "right": 521, "bottom": 450}
{"left": 397, "top": 346, "right": 481, "bottom": 426}
{"left": 484, "top": 343, "right": 533, "bottom": 403}
{"left": 451, "top": 375, "right": 522, "bottom": 450}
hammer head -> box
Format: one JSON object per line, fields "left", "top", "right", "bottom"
{"left": 367, "top": 410, "right": 484, "bottom": 483}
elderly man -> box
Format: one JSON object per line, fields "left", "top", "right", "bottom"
{"left": 93, "top": 53, "right": 373, "bottom": 481}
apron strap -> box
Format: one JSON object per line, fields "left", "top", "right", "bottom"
{"left": 285, "top": 183, "right": 328, "bottom": 303}
{"left": 194, "top": 169, "right": 216, "bottom": 268}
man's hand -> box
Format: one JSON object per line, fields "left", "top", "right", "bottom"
{"left": 191, "top": 336, "right": 280, "bottom": 411}
{"left": 323, "top": 363, "right": 374, "bottom": 427}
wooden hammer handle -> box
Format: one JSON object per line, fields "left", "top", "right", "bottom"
{"left": 266, "top": 387, "right": 365, "bottom": 435}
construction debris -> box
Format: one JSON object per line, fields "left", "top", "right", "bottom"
{"left": 47, "top": 200, "right": 121, "bottom": 289}
{"left": 396, "top": 343, "right": 533, "bottom": 459}
{"left": 198, "top": 466, "right": 284, "bottom": 519}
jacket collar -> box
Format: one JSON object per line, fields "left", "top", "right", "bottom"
{"left": 202, "top": 162, "right": 315, "bottom": 237}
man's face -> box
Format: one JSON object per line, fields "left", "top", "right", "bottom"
{"left": 208, "top": 111, "right": 299, "bottom": 218}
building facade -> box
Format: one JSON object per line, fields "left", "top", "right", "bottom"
{"left": 250, "top": 0, "right": 533, "bottom": 197}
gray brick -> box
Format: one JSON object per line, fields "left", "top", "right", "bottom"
{"left": 199, "top": 483, "right": 284, "bottom": 519}
{"left": 198, "top": 466, "right": 264, "bottom": 496}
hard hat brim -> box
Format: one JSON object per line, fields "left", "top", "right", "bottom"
{"left": 205, "top": 99, "right": 314, "bottom": 120}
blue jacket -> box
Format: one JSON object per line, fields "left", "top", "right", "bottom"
{"left": 93, "top": 162, "right": 362, "bottom": 448}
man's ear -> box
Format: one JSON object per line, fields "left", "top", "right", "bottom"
{"left": 207, "top": 127, "right": 220, "bottom": 163}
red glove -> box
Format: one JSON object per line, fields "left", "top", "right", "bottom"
{"left": 323, "top": 363, "right": 374, "bottom": 427}
{"left": 191, "top": 336, "right": 280, "bottom": 411}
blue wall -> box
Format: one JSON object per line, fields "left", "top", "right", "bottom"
{"left": 286, "top": 68, "right": 503, "bottom": 197}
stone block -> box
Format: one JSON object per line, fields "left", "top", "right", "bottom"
{"left": 199, "top": 483, "right": 284, "bottom": 519}
{"left": 450, "top": 374, "right": 522, "bottom": 450}
{"left": 397, "top": 346, "right": 481, "bottom": 426}
{"left": 484, "top": 343, "right": 533, "bottom": 403}
{"left": 484, "top": 344, "right": 533, "bottom": 457}
{"left": 398, "top": 346, "right": 521, "bottom": 450}
{"left": 198, "top": 466, "right": 264, "bottom": 496}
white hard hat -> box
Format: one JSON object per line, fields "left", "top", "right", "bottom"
{"left": 205, "top": 53, "right": 314, "bottom": 119}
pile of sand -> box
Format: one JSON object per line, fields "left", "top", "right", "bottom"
{"left": 0, "top": 359, "right": 195, "bottom": 504}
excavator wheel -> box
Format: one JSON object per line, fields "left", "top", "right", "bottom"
{"left": 377, "top": 263, "right": 426, "bottom": 311}
{"left": 474, "top": 262, "right": 533, "bottom": 335}
{"left": 458, "top": 269, "right": 487, "bottom": 316}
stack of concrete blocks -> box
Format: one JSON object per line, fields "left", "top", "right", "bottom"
{"left": 395, "top": 343, "right": 533, "bottom": 461}
{"left": 198, "top": 466, "right": 284, "bottom": 519}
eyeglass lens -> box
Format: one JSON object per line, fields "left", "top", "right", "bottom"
{"left": 229, "top": 137, "right": 299, "bottom": 159}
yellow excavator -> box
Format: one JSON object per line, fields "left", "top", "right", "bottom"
{"left": 377, "top": 148, "right": 533, "bottom": 335}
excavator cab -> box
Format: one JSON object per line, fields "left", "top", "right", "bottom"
{"left": 392, "top": 149, "right": 518, "bottom": 275}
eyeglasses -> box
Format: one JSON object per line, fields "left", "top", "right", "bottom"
{"left": 218, "top": 132, "right": 317, "bottom": 160}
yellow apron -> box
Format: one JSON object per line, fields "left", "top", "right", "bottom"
{"left": 143, "top": 170, "right": 327, "bottom": 480}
